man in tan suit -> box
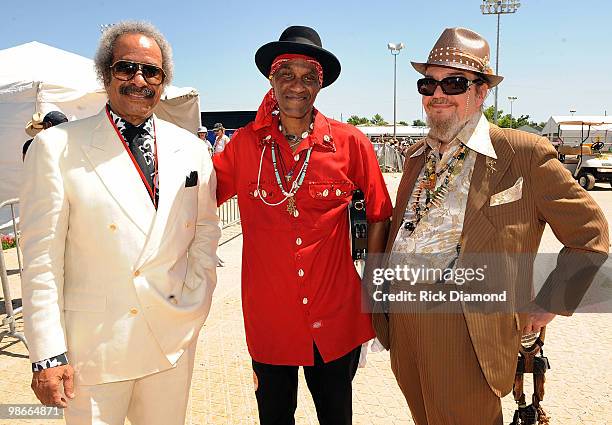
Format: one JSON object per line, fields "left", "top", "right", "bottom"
{"left": 20, "top": 21, "right": 220, "bottom": 424}
{"left": 371, "top": 27, "right": 609, "bottom": 424}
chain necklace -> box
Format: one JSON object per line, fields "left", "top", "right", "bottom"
{"left": 271, "top": 142, "right": 313, "bottom": 216}
{"left": 277, "top": 147, "right": 303, "bottom": 182}
{"left": 403, "top": 144, "right": 468, "bottom": 232}
{"left": 279, "top": 118, "right": 315, "bottom": 150}
{"left": 256, "top": 141, "right": 313, "bottom": 217}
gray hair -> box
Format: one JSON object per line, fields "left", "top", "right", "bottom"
{"left": 94, "top": 21, "right": 173, "bottom": 88}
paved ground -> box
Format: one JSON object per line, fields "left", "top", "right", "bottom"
{"left": 1, "top": 178, "right": 610, "bottom": 424}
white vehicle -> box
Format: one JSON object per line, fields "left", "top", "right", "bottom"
{"left": 556, "top": 121, "right": 612, "bottom": 190}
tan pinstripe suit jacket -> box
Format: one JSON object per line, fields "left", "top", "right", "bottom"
{"left": 373, "top": 124, "right": 609, "bottom": 397}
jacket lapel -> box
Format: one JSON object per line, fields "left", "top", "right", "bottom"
{"left": 80, "top": 110, "right": 155, "bottom": 236}
{"left": 134, "top": 118, "right": 186, "bottom": 270}
{"left": 462, "top": 124, "right": 515, "bottom": 251}
{"left": 385, "top": 141, "right": 428, "bottom": 253}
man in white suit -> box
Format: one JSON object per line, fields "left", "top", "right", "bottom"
{"left": 20, "top": 21, "right": 220, "bottom": 425}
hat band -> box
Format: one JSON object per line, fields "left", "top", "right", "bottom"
{"left": 427, "top": 47, "right": 491, "bottom": 74}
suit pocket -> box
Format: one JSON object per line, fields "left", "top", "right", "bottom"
{"left": 63, "top": 292, "right": 107, "bottom": 312}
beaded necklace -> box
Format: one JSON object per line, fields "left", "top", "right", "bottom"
{"left": 271, "top": 142, "right": 313, "bottom": 216}
{"left": 256, "top": 141, "right": 313, "bottom": 217}
{"left": 402, "top": 144, "right": 468, "bottom": 232}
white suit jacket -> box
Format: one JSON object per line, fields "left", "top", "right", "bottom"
{"left": 20, "top": 109, "right": 220, "bottom": 385}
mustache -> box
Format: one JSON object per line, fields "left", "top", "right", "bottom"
{"left": 428, "top": 97, "right": 451, "bottom": 106}
{"left": 119, "top": 85, "right": 155, "bottom": 98}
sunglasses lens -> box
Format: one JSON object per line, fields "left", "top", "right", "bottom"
{"left": 417, "top": 78, "right": 438, "bottom": 96}
{"left": 112, "top": 61, "right": 138, "bottom": 81}
{"left": 111, "top": 61, "right": 164, "bottom": 85}
{"left": 440, "top": 77, "right": 469, "bottom": 95}
{"left": 141, "top": 64, "right": 164, "bottom": 85}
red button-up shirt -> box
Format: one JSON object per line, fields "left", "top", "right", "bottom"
{"left": 214, "top": 110, "right": 392, "bottom": 365}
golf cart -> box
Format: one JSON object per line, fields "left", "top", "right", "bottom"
{"left": 556, "top": 120, "right": 612, "bottom": 190}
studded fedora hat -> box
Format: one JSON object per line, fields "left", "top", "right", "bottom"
{"left": 255, "top": 26, "right": 341, "bottom": 88}
{"left": 411, "top": 27, "right": 503, "bottom": 87}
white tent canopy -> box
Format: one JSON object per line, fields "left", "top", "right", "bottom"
{"left": 0, "top": 41, "right": 201, "bottom": 229}
{"left": 541, "top": 115, "right": 612, "bottom": 145}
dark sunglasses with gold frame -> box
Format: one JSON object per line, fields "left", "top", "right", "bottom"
{"left": 110, "top": 60, "right": 166, "bottom": 86}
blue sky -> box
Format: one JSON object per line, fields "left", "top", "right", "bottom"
{"left": 2, "top": 0, "right": 611, "bottom": 123}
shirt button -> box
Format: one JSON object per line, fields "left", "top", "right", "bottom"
{"left": 312, "top": 321, "right": 322, "bottom": 329}
{"left": 261, "top": 189, "right": 267, "bottom": 198}
{"left": 293, "top": 209, "right": 299, "bottom": 218}
{"left": 133, "top": 270, "right": 140, "bottom": 277}
{"left": 296, "top": 237, "right": 302, "bottom": 246}
{"left": 336, "top": 189, "right": 342, "bottom": 196}
{"left": 302, "top": 297, "right": 308, "bottom": 305}
{"left": 294, "top": 154, "right": 300, "bottom": 161}
{"left": 323, "top": 135, "right": 330, "bottom": 142}
{"left": 129, "top": 308, "right": 138, "bottom": 315}
{"left": 169, "top": 295, "right": 178, "bottom": 305}
{"left": 322, "top": 189, "right": 329, "bottom": 197}
{"left": 298, "top": 269, "right": 304, "bottom": 277}
{"left": 109, "top": 224, "right": 117, "bottom": 231}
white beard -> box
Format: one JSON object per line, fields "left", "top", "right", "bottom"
{"left": 426, "top": 112, "right": 467, "bottom": 142}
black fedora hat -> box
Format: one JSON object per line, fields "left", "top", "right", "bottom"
{"left": 255, "top": 26, "right": 341, "bottom": 88}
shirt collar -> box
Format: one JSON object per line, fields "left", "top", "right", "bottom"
{"left": 107, "top": 104, "right": 154, "bottom": 139}
{"left": 410, "top": 113, "right": 496, "bottom": 159}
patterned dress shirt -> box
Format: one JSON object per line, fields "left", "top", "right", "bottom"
{"left": 391, "top": 114, "right": 497, "bottom": 277}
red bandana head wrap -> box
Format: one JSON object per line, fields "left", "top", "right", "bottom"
{"left": 268, "top": 54, "right": 324, "bottom": 86}
{"left": 253, "top": 54, "right": 323, "bottom": 133}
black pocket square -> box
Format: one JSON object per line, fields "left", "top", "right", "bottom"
{"left": 185, "top": 171, "right": 198, "bottom": 187}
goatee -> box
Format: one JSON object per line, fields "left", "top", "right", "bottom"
{"left": 426, "top": 110, "right": 481, "bottom": 143}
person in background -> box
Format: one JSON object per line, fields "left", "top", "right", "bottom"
{"left": 23, "top": 111, "right": 68, "bottom": 160}
{"left": 197, "top": 125, "right": 214, "bottom": 156}
{"left": 212, "top": 122, "right": 230, "bottom": 154}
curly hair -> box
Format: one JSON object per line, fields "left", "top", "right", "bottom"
{"left": 94, "top": 21, "right": 173, "bottom": 88}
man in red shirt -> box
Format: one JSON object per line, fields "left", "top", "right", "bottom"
{"left": 214, "top": 26, "right": 392, "bottom": 425}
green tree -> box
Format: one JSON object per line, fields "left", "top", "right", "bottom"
{"left": 484, "top": 106, "right": 536, "bottom": 129}
{"left": 398, "top": 120, "right": 409, "bottom": 126}
{"left": 413, "top": 119, "right": 426, "bottom": 127}
{"left": 347, "top": 115, "right": 370, "bottom": 126}
{"left": 370, "top": 114, "right": 388, "bottom": 126}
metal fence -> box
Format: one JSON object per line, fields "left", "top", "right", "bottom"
{"left": 372, "top": 142, "right": 406, "bottom": 172}
{"left": 218, "top": 196, "right": 240, "bottom": 229}
{"left": 0, "top": 198, "right": 27, "bottom": 348}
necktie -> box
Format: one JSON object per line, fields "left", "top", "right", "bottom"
{"left": 123, "top": 123, "right": 158, "bottom": 207}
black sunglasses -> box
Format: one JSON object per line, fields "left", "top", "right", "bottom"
{"left": 110, "top": 60, "right": 166, "bottom": 85}
{"left": 417, "top": 76, "right": 483, "bottom": 96}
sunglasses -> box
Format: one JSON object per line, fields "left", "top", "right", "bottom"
{"left": 110, "top": 60, "right": 166, "bottom": 85}
{"left": 417, "top": 76, "right": 483, "bottom": 96}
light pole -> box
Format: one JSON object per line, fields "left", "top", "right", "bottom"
{"left": 570, "top": 109, "right": 576, "bottom": 116}
{"left": 388, "top": 42, "right": 405, "bottom": 143}
{"left": 508, "top": 96, "right": 517, "bottom": 118}
{"left": 480, "top": 0, "right": 521, "bottom": 124}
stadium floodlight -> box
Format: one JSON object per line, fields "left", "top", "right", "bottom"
{"left": 480, "top": 0, "right": 521, "bottom": 124}
{"left": 508, "top": 96, "right": 518, "bottom": 118}
{"left": 387, "top": 42, "right": 405, "bottom": 143}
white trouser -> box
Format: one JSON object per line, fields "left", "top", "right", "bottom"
{"left": 64, "top": 342, "right": 196, "bottom": 425}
